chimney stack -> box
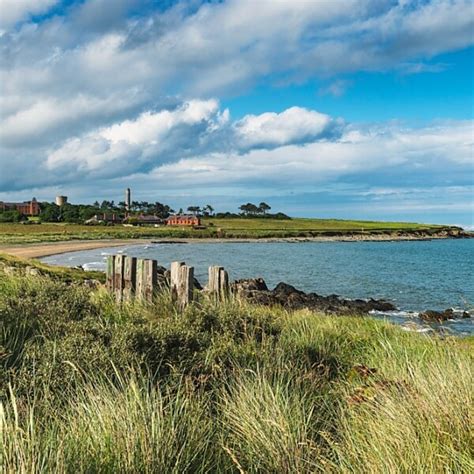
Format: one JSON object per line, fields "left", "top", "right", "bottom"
{"left": 125, "top": 188, "right": 131, "bottom": 211}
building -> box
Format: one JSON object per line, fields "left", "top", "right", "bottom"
{"left": 55, "top": 195, "right": 68, "bottom": 206}
{"left": 166, "top": 215, "right": 201, "bottom": 226}
{"left": 0, "top": 197, "right": 40, "bottom": 216}
{"left": 124, "top": 214, "right": 164, "bottom": 226}
{"left": 84, "top": 213, "right": 121, "bottom": 224}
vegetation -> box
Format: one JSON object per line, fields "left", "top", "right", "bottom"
{"left": 0, "top": 218, "right": 452, "bottom": 245}
{"left": 1, "top": 271, "right": 473, "bottom": 472}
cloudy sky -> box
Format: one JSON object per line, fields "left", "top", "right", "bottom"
{"left": 1, "top": 0, "right": 473, "bottom": 226}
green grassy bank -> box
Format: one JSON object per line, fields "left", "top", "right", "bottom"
{"left": 0, "top": 218, "right": 454, "bottom": 245}
{"left": 1, "top": 271, "right": 472, "bottom": 473}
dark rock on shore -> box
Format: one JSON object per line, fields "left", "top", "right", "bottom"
{"left": 232, "top": 278, "right": 396, "bottom": 315}
{"left": 419, "top": 309, "right": 471, "bottom": 322}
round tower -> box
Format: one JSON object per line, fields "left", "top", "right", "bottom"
{"left": 55, "top": 195, "right": 68, "bottom": 206}
{"left": 125, "top": 188, "right": 131, "bottom": 211}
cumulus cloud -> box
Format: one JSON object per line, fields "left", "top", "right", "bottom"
{"left": 1, "top": 0, "right": 472, "bottom": 145}
{"left": 0, "top": 0, "right": 58, "bottom": 30}
{"left": 234, "top": 107, "right": 341, "bottom": 149}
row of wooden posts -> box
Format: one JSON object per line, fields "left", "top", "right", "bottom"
{"left": 106, "top": 255, "right": 229, "bottom": 308}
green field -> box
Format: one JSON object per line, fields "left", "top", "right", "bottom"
{"left": 1, "top": 269, "right": 472, "bottom": 472}
{"left": 0, "top": 218, "right": 451, "bottom": 245}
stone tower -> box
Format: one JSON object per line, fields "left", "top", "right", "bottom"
{"left": 125, "top": 188, "right": 131, "bottom": 211}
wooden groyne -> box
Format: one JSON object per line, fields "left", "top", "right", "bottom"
{"left": 106, "top": 255, "right": 229, "bottom": 307}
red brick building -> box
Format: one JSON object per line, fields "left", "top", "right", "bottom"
{"left": 166, "top": 215, "right": 201, "bottom": 226}
{"left": 0, "top": 198, "right": 40, "bottom": 216}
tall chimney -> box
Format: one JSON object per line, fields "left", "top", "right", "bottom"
{"left": 125, "top": 188, "right": 131, "bottom": 211}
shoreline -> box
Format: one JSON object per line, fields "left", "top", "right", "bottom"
{"left": 0, "top": 233, "right": 471, "bottom": 259}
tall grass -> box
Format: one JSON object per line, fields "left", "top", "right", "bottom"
{"left": 1, "top": 274, "right": 473, "bottom": 472}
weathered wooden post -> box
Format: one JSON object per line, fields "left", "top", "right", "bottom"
{"left": 170, "top": 261, "right": 194, "bottom": 309}
{"left": 144, "top": 259, "right": 158, "bottom": 302}
{"left": 178, "top": 265, "right": 194, "bottom": 309}
{"left": 136, "top": 258, "right": 146, "bottom": 300}
{"left": 113, "top": 254, "right": 125, "bottom": 302}
{"left": 170, "top": 261, "right": 184, "bottom": 300}
{"left": 106, "top": 255, "right": 115, "bottom": 291}
{"left": 123, "top": 256, "right": 137, "bottom": 300}
{"left": 208, "top": 265, "right": 229, "bottom": 300}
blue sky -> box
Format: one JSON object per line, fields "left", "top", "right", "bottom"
{"left": 0, "top": 0, "right": 473, "bottom": 226}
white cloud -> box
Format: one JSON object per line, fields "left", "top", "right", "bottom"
{"left": 234, "top": 107, "right": 339, "bottom": 149}
{"left": 0, "top": 0, "right": 58, "bottom": 30}
{"left": 45, "top": 99, "right": 225, "bottom": 176}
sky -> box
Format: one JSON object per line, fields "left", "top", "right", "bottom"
{"left": 0, "top": 0, "right": 473, "bottom": 227}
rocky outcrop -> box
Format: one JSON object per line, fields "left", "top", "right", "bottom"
{"left": 231, "top": 279, "right": 396, "bottom": 315}
{"left": 419, "top": 309, "right": 471, "bottom": 322}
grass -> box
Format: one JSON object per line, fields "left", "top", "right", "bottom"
{"left": 0, "top": 218, "right": 453, "bottom": 244}
{"left": 1, "top": 272, "right": 473, "bottom": 472}
{"left": 0, "top": 252, "right": 104, "bottom": 283}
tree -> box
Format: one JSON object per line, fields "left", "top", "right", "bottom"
{"left": 239, "top": 203, "right": 258, "bottom": 216}
{"left": 187, "top": 206, "right": 201, "bottom": 216}
{"left": 258, "top": 202, "right": 271, "bottom": 215}
{"left": 203, "top": 204, "right": 214, "bottom": 217}
{"left": 39, "top": 202, "right": 61, "bottom": 222}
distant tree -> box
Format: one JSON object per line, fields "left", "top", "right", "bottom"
{"left": 258, "top": 202, "right": 271, "bottom": 215}
{"left": 203, "top": 204, "right": 214, "bottom": 217}
{"left": 154, "top": 202, "right": 173, "bottom": 218}
{"left": 178, "top": 208, "right": 184, "bottom": 215}
{"left": 39, "top": 202, "right": 61, "bottom": 222}
{"left": 0, "top": 210, "right": 22, "bottom": 222}
{"left": 93, "top": 201, "right": 100, "bottom": 208}
{"left": 187, "top": 206, "right": 201, "bottom": 216}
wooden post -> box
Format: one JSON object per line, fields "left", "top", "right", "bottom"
{"left": 123, "top": 256, "right": 137, "bottom": 300}
{"left": 170, "top": 261, "right": 194, "bottom": 309}
{"left": 113, "top": 254, "right": 125, "bottom": 302}
{"left": 170, "top": 261, "right": 185, "bottom": 300}
{"left": 136, "top": 258, "right": 146, "bottom": 300}
{"left": 208, "top": 265, "right": 229, "bottom": 300}
{"left": 106, "top": 255, "right": 115, "bottom": 291}
{"left": 144, "top": 259, "right": 158, "bottom": 302}
{"left": 219, "top": 267, "right": 229, "bottom": 299}
{"left": 178, "top": 265, "right": 194, "bottom": 309}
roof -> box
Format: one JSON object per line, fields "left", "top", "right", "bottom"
{"left": 166, "top": 214, "right": 199, "bottom": 219}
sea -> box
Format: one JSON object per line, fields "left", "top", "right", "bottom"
{"left": 42, "top": 239, "right": 474, "bottom": 336}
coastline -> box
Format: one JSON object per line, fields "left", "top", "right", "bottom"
{"left": 0, "top": 232, "right": 471, "bottom": 259}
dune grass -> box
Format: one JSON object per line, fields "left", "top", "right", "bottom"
{"left": 1, "top": 273, "right": 473, "bottom": 473}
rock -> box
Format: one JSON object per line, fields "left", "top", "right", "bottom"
{"left": 462, "top": 311, "right": 471, "bottom": 318}
{"left": 273, "top": 282, "right": 305, "bottom": 297}
{"left": 232, "top": 278, "right": 269, "bottom": 294}
{"left": 232, "top": 277, "right": 396, "bottom": 315}
{"left": 419, "top": 309, "right": 460, "bottom": 322}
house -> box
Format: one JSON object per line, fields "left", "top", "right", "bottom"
{"left": 166, "top": 215, "right": 201, "bottom": 226}
{"left": 0, "top": 198, "right": 40, "bottom": 216}
{"left": 123, "top": 214, "right": 164, "bottom": 226}
{"left": 85, "top": 213, "right": 121, "bottom": 224}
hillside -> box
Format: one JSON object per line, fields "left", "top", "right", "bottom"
{"left": 0, "top": 218, "right": 465, "bottom": 245}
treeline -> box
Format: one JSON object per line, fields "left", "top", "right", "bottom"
{"left": 0, "top": 200, "right": 290, "bottom": 223}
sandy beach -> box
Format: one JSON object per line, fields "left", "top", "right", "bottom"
{"left": 0, "top": 239, "right": 151, "bottom": 259}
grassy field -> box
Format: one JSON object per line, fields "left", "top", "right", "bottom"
{"left": 0, "top": 218, "right": 451, "bottom": 244}
{"left": 1, "top": 271, "right": 472, "bottom": 472}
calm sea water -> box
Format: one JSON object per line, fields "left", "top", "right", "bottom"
{"left": 42, "top": 239, "right": 474, "bottom": 335}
